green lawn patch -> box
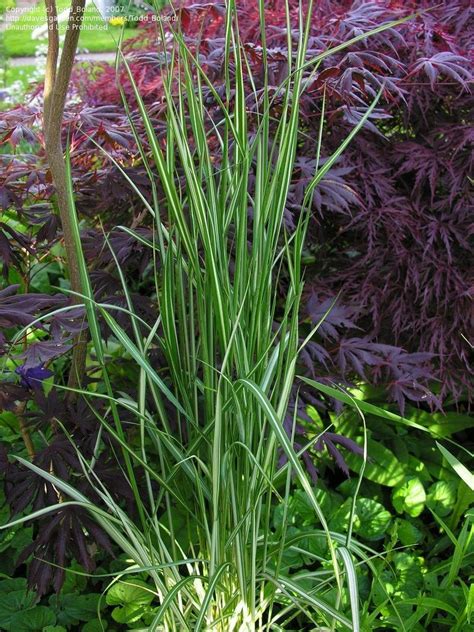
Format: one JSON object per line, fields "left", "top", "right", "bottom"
{"left": 0, "top": 0, "right": 15, "bottom": 15}
{"left": 3, "top": 0, "right": 137, "bottom": 56}
{"left": 4, "top": 62, "right": 36, "bottom": 87}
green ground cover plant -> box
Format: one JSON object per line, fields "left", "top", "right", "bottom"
{"left": 0, "top": 0, "right": 472, "bottom": 630}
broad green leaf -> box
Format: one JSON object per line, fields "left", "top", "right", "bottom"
{"left": 392, "top": 552, "right": 425, "bottom": 599}
{"left": 0, "top": 526, "right": 33, "bottom": 555}
{"left": 106, "top": 580, "right": 155, "bottom": 624}
{"left": 392, "top": 478, "right": 426, "bottom": 517}
{"left": 329, "top": 497, "right": 391, "bottom": 541}
{"left": 111, "top": 603, "right": 153, "bottom": 625}
{"left": 0, "top": 577, "right": 28, "bottom": 592}
{"left": 60, "top": 562, "right": 88, "bottom": 595}
{"left": 0, "top": 585, "right": 36, "bottom": 630}
{"left": 274, "top": 488, "right": 337, "bottom": 529}
{"left": 299, "top": 378, "right": 430, "bottom": 433}
{"left": 405, "top": 407, "right": 474, "bottom": 438}
{"left": 426, "top": 480, "right": 457, "bottom": 517}
{"left": 10, "top": 605, "right": 56, "bottom": 631}
{"left": 106, "top": 580, "right": 154, "bottom": 607}
{"left": 329, "top": 498, "right": 353, "bottom": 534}
{"left": 28, "top": 261, "right": 61, "bottom": 293}
{"left": 344, "top": 438, "right": 405, "bottom": 487}
{"left": 52, "top": 593, "right": 101, "bottom": 626}
{"left": 82, "top": 620, "right": 108, "bottom": 632}
{"left": 394, "top": 518, "right": 423, "bottom": 546}
{"left": 355, "top": 498, "right": 391, "bottom": 541}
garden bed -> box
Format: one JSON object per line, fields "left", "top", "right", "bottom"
{"left": 0, "top": 1, "right": 472, "bottom": 630}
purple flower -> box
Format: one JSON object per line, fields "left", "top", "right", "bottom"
{"left": 15, "top": 364, "right": 53, "bottom": 390}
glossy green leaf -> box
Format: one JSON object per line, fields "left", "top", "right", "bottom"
{"left": 394, "top": 518, "right": 423, "bottom": 546}
{"left": 299, "top": 378, "right": 430, "bottom": 433}
{"left": 52, "top": 593, "right": 102, "bottom": 626}
{"left": 426, "top": 480, "right": 457, "bottom": 517}
{"left": 355, "top": 498, "right": 391, "bottom": 541}
{"left": 106, "top": 580, "right": 155, "bottom": 624}
{"left": 344, "top": 438, "right": 405, "bottom": 487}
{"left": 392, "top": 552, "right": 425, "bottom": 599}
{"left": 0, "top": 582, "right": 36, "bottom": 631}
{"left": 392, "top": 478, "right": 426, "bottom": 517}
{"left": 405, "top": 408, "right": 474, "bottom": 438}
{"left": 82, "top": 621, "right": 108, "bottom": 632}
{"left": 10, "top": 606, "right": 56, "bottom": 631}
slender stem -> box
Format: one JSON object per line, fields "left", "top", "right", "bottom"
{"left": 15, "top": 403, "right": 35, "bottom": 459}
{"left": 42, "top": 0, "right": 87, "bottom": 395}
{"left": 43, "top": 0, "right": 59, "bottom": 135}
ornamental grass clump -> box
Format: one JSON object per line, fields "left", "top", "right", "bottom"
{"left": 2, "top": 1, "right": 413, "bottom": 629}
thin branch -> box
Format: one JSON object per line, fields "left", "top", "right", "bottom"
{"left": 15, "top": 403, "right": 35, "bottom": 459}
{"left": 43, "top": 0, "right": 59, "bottom": 135}
{"left": 43, "top": 0, "right": 87, "bottom": 396}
